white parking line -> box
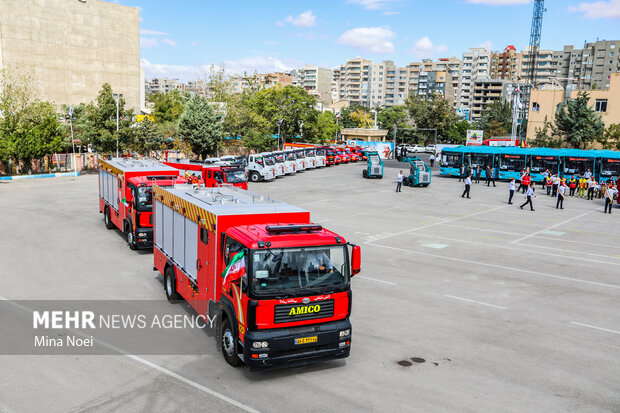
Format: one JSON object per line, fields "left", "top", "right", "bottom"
{"left": 355, "top": 275, "right": 398, "bottom": 285}
{"left": 511, "top": 211, "right": 592, "bottom": 244}
{"left": 0, "top": 296, "right": 261, "bottom": 413}
{"left": 445, "top": 295, "right": 506, "bottom": 310}
{"left": 367, "top": 243, "right": 620, "bottom": 290}
{"left": 570, "top": 322, "right": 620, "bottom": 336}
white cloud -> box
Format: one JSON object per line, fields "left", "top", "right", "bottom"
{"left": 467, "top": 0, "right": 530, "bottom": 4}
{"left": 140, "top": 37, "right": 159, "bottom": 48}
{"left": 338, "top": 27, "right": 395, "bottom": 54}
{"left": 141, "top": 56, "right": 305, "bottom": 82}
{"left": 162, "top": 38, "right": 177, "bottom": 47}
{"left": 279, "top": 10, "right": 317, "bottom": 27}
{"left": 140, "top": 29, "right": 167, "bottom": 35}
{"left": 568, "top": 0, "right": 620, "bottom": 19}
{"left": 410, "top": 36, "right": 448, "bottom": 58}
{"left": 190, "top": 41, "right": 199, "bottom": 47}
{"left": 478, "top": 40, "right": 493, "bottom": 51}
{"left": 347, "top": 0, "right": 398, "bottom": 10}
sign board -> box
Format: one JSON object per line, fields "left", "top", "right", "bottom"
{"left": 466, "top": 130, "right": 483, "bottom": 145}
{"left": 347, "top": 140, "right": 395, "bottom": 159}
{"left": 135, "top": 115, "right": 155, "bottom": 122}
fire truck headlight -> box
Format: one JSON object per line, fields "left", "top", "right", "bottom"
{"left": 339, "top": 329, "right": 350, "bottom": 338}
{"left": 252, "top": 341, "right": 268, "bottom": 349}
{"left": 138, "top": 232, "right": 146, "bottom": 237}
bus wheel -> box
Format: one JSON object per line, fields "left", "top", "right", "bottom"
{"left": 249, "top": 171, "right": 260, "bottom": 182}
{"left": 221, "top": 318, "right": 243, "bottom": 367}
{"left": 104, "top": 207, "right": 114, "bottom": 230}
{"left": 164, "top": 266, "right": 181, "bottom": 303}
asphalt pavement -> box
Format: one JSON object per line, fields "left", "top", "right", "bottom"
{"left": 0, "top": 162, "right": 618, "bottom": 412}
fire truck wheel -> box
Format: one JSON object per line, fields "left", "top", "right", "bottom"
{"left": 164, "top": 267, "right": 181, "bottom": 303}
{"left": 104, "top": 207, "right": 114, "bottom": 230}
{"left": 249, "top": 171, "right": 260, "bottom": 183}
{"left": 125, "top": 222, "right": 137, "bottom": 250}
{"left": 221, "top": 318, "right": 242, "bottom": 367}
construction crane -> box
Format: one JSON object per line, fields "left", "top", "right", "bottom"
{"left": 518, "top": 0, "right": 546, "bottom": 143}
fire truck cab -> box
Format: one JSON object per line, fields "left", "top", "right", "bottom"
{"left": 247, "top": 154, "right": 277, "bottom": 182}
{"left": 153, "top": 185, "right": 360, "bottom": 370}
{"left": 163, "top": 161, "right": 248, "bottom": 190}
{"left": 293, "top": 149, "right": 307, "bottom": 171}
{"left": 98, "top": 158, "right": 184, "bottom": 250}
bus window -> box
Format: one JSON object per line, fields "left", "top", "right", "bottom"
{"left": 499, "top": 154, "right": 525, "bottom": 171}
{"left": 470, "top": 154, "right": 493, "bottom": 169}
{"left": 531, "top": 156, "right": 560, "bottom": 174}
{"left": 563, "top": 157, "right": 592, "bottom": 176}
{"left": 600, "top": 159, "right": 620, "bottom": 178}
{"left": 443, "top": 153, "right": 462, "bottom": 168}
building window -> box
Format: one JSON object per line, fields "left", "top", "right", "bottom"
{"left": 595, "top": 99, "right": 607, "bottom": 112}
{"left": 532, "top": 102, "right": 540, "bottom": 112}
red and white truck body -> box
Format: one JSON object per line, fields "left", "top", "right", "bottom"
{"left": 152, "top": 185, "right": 360, "bottom": 369}
{"left": 98, "top": 158, "right": 185, "bottom": 249}
{"left": 162, "top": 160, "right": 248, "bottom": 190}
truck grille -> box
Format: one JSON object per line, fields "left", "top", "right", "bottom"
{"left": 274, "top": 299, "right": 334, "bottom": 324}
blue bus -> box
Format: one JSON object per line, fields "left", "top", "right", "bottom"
{"left": 439, "top": 146, "right": 620, "bottom": 182}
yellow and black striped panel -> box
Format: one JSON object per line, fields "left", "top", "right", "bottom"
{"left": 98, "top": 158, "right": 124, "bottom": 177}
{"left": 153, "top": 186, "right": 217, "bottom": 231}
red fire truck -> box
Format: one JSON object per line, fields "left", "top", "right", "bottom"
{"left": 152, "top": 185, "right": 360, "bottom": 369}
{"left": 162, "top": 161, "right": 248, "bottom": 190}
{"left": 98, "top": 158, "right": 185, "bottom": 250}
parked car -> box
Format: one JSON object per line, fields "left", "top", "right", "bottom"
{"left": 425, "top": 144, "right": 436, "bottom": 153}
{"left": 409, "top": 144, "right": 423, "bottom": 153}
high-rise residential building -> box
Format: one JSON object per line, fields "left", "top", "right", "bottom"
{"left": 491, "top": 45, "right": 522, "bottom": 81}
{"left": 471, "top": 78, "right": 507, "bottom": 121}
{"left": 521, "top": 47, "right": 554, "bottom": 87}
{"left": 332, "top": 57, "right": 372, "bottom": 106}
{"left": 459, "top": 48, "right": 492, "bottom": 111}
{"left": 0, "top": 0, "right": 141, "bottom": 112}
{"left": 293, "top": 66, "right": 332, "bottom": 104}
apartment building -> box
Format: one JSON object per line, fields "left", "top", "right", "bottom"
{"left": 491, "top": 45, "right": 521, "bottom": 81}
{"left": 147, "top": 78, "right": 185, "bottom": 94}
{"left": 471, "top": 78, "right": 507, "bottom": 121}
{"left": 459, "top": 48, "right": 492, "bottom": 111}
{"left": 293, "top": 66, "right": 332, "bottom": 104}
{"left": 331, "top": 57, "right": 372, "bottom": 106}
{"left": 521, "top": 47, "right": 555, "bottom": 86}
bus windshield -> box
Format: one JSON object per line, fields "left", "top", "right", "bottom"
{"left": 251, "top": 245, "right": 349, "bottom": 297}
{"left": 600, "top": 159, "right": 620, "bottom": 178}
{"left": 564, "top": 157, "right": 592, "bottom": 175}
{"left": 442, "top": 153, "right": 462, "bottom": 168}
{"left": 500, "top": 155, "right": 525, "bottom": 171}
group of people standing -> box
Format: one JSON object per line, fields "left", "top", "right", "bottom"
{"left": 461, "top": 166, "right": 618, "bottom": 214}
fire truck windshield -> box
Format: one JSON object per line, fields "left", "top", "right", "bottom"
{"left": 135, "top": 186, "right": 153, "bottom": 211}
{"left": 251, "top": 245, "right": 349, "bottom": 297}
{"left": 286, "top": 152, "right": 296, "bottom": 161}
{"left": 274, "top": 154, "right": 284, "bottom": 163}
{"left": 264, "top": 156, "right": 275, "bottom": 166}
{"left": 224, "top": 169, "right": 247, "bottom": 183}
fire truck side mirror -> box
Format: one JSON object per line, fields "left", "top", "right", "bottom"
{"left": 351, "top": 245, "right": 361, "bottom": 276}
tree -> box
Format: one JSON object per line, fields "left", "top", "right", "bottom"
{"left": 377, "top": 106, "right": 409, "bottom": 139}
{"left": 597, "top": 124, "right": 620, "bottom": 150}
{"left": 445, "top": 120, "right": 471, "bottom": 144}
{"left": 404, "top": 94, "right": 459, "bottom": 141}
{"left": 130, "top": 119, "right": 167, "bottom": 156}
{"left": 530, "top": 116, "right": 562, "bottom": 148}
{"left": 150, "top": 89, "right": 188, "bottom": 124}
{"left": 553, "top": 92, "right": 604, "bottom": 149}
{"left": 178, "top": 94, "right": 222, "bottom": 159}
{"left": 339, "top": 105, "right": 370, "bottom": 129}
{"left": 349, "top": 109, "right": 374, "bottom": 129}
{"left": 315, "top": 111, "right": 339, "bottom": 143}
{"left": 476, "top": 101, "right": 512, "bottom": 138}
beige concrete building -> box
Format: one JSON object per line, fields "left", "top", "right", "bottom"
{"left": 471, "top": 78, "right": 507, "bottom": 121}
{"left": 340, "top": 127, "right": 388, "bottom": 142}
{"left": 0, "top": 0, "right": 141, "bottom": 112}
{"left": 527, "top": 73, "right": 620, "bottom": 144}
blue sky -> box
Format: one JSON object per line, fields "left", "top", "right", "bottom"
{"left": 110, "top": 0, "right": 620, "bottom": 81}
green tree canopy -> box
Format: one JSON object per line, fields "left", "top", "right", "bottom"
{"left": 597, "top": 123, "right": 620, "bottom": 150}
{"left": 404, "top": 94, "right": 459, "bottom": 140}
{"left": 553, "top": 92, "right": 604, "bottom": 149}
{"left": 178, "top": 94, "right": 222, "bottom": 159}
{"left": 150, "top": 89, "right": 188, "bottom": 124}
{"left": 339, "top": 104, "right": 370, "bottom": 129}
{"left": 476, "top": 101, "right": 512, "bottom": 138}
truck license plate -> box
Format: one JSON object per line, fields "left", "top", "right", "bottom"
{"left": 294, "top": 336, "right": 317, "bottom": 345}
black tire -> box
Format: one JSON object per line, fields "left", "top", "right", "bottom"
{"left": 378, "top": 175, "right": 383, "bottom": 179}
{"left": 362, "top": 170, "right": 368, "bottom": 178}
{"left": 125, "top": 221, "right": 137, "bottom": 250}
{"left": 221, "top": 318, "right": 243, "bottom": 367}
{"left": 249, "top": 171, "right": 260, "bottom": 183}
{"left": 104, "top": 207, "right": 115, "bottom": 230}
{"left": 164, "top": 266, "right": 181, "bottom": 303}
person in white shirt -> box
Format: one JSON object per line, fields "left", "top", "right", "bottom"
{"left": 587, "top": 178, "right": 596, "bottom": 200}
{"left": 556, "top": 180, "right": 567, "bottom": 209}
{"left": 552, "top": 174, "right": 561, "bottom": 197}
{"left": 429, "top": 154, "right": 435, "bottom": 167}
{"left": 508, "top": 178, "right": 516, "bottom": 204}
{"left": 396, "top": 170, "right": 404, "bottom": 193}
{"left": 520, "top": 183, "right": 536, "bottom": 211}
{"left": 461, "top": 174, "right": 472, "bottom": 198}
{"left": 604, "top": 185, "right": 617, "bottom": 214}
{"left": 584, "top": 169, "right": 592, "bottom": 180}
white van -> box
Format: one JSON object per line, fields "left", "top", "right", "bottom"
{"left": 247, "top": 153, "right": 276, "bottom": 182}
{"left": 279, "top": 150, "right": 297, "bottom": 174}
{"left": 293, "top": 149, "right": 306, "bottom": 171}
{"left": 315, "top": 147, "right": 327, "bottom": 167}
{"left": 263, "top": 152, "right": 285, "bottom": 177}
{"left": 304, "top": 147, "right": 317, "bottom": 169}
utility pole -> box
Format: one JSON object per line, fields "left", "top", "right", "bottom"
{"left": 277, "top": 119, "right": 283, "bottom": 150}
{"left": 68, "top": 106, "right": 77, "bottom": 176}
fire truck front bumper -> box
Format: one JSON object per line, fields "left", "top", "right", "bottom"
{"left": 244, "top": 319, "right": 351, "bottom": 370}
{"left": 135, "top": 227, "right": 153, "bottom": 249}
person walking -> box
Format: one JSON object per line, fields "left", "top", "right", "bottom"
{"left": 489, "top": 166, "right": 496, "bottom": 187}
{"left": 508, "top": 178, "right": 515, "bottom": 204}
{"left": 578, "top": 175, "right": 587, "bottom": 198}
{"left": 396, "top": 170, "right": 404, "bottom": 193}
{"left": 459, "top": 164, "right": 465, "bottom": 182}
{"left": 429, "top": 153, "right": 435, "bottom": 168}
{"left": 475, "top": 164, "right": 481, "bottom": 184}
{"left": 587, "top": 178, "right": 596, "bottom": 200}
{"left": 518, "top": 170, "right": 526, "bottom": 193}
{"left": 552, "top": 174, "right": 560, "bottom": 197}
{"left": 568, "top": 175, "right": 577, "bottom": 197}
{"left": 521, "top": 172, "right": 530, "bottom": 193}
{"left": 541, "top": 169, "right": 549, "bottom": 189}
{"left": 520, "top": 183, "right": 536, "bottom": 211}
{"left": 604, "top": 184, "right": 617, "bottom": 214}
{"left": 556, "top": 179, "right": 567, "bottom": 209}
{"left": 545, "top": 174, "right": 553, "bottom": 195}
{"left": 462, "top": 174, "right": 472, "bottom": 199}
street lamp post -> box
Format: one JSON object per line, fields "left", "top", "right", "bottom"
{"left": 113, "top": 93, "right": 120, "bottom": 157}
{"left": 277, "top": 119, "right": 284, "bottom": 150}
